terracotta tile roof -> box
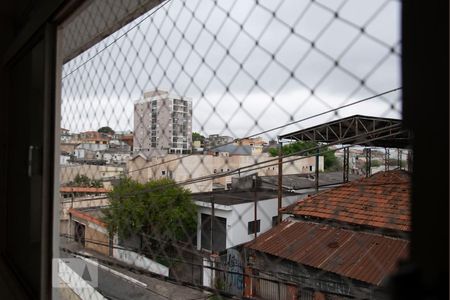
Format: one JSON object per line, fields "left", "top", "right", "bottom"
{"left": 281, "top": 170, "right": 410, "bottom": 232}
{"left": 246, "top": 220, "right": 409, "bottom": 286}
{"left": 60, "top": 186, "right": 109, "bottom": 193}
{"left": 69, "top": 208, "right": 106, "bottom": 227}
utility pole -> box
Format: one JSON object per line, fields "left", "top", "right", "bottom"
{"left": 277, "top": 139, "right": 283, "bottom": 224}
{"left": 253, "top": 175, "right": 258, "bottom": 239}
{"left": 315, "top": 147, "right": 320, "bottom": 192}
{"left": 343, "top": 147, "right": 349, "bottom": 183}
{"left": 210, "top": 195, "right": 215, "bottom": 253}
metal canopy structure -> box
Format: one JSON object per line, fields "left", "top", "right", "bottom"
{"left": 279, "top": 115, "right": 411, "bottom": 149}
{"left": 274, "top": 115, "right": 413, "bottom": 219}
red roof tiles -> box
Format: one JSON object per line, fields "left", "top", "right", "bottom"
{"left": 281, "top": 170, "right": 410, "bottom": 232}
{"left": 246, "top": 220, "right": 409, "bottom": 286}
{"left": 69, "top": 208, "right": 107, "bottom": 227}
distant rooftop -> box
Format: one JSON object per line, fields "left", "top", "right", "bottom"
{"left": 209, "top": 144, "right": 252, "bottom": 155}
{"left": 259, "top": 171, "right": 362, "bottom": 190}
{"left": 192, "top": 189, "right": 298, "bottom": 206}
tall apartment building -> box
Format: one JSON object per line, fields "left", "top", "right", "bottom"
{"left": 134, "top": 90, "right": 192, "bottom": 155}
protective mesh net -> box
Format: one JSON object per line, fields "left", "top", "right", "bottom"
{"left": 57, "top": 0, "right": 409, "bottom": 299}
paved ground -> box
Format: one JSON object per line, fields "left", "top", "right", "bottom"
{"left": 59, "top": 242, "right": 211, "bottom": 300}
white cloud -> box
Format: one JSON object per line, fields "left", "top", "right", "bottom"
{"left": 61, "top": 0, "right": 402, "bottom": 138}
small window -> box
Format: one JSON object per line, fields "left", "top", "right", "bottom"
{"left": 162, "top": 170, "right": 166, "bottom": 176}
{"left": 309, "top": 165, "right": 313, "bottom": 172}
{"left": 248, "top": 220, "right": 261, "bottom": 235}
{"left": 213, "top": 169, "right": 217, "bottom": 173}
{"left": 272, "top": 216, "right": 279, "bottom": 227}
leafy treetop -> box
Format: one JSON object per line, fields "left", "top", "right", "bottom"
{"left": 70, "top": 174, "right": 103, "bottom": 188}
{"left": 103, "top": 178, "right": 197, "bottom": 241}
{"left": 192, "top": 132, "right": 206, "bottom": 142}
{"left": 98, "top": 126, "right": 115, "bottom": 135}
{"left": 268, "top": 140, "right": 338, "bottom": 170}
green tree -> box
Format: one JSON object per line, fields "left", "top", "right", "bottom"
{"left": 97, "top": 126, "right": 115, "bottom": 135}
{"left": 192, "top": 132, "right": 206, "bottom": 142}
{"left": 71, "top": 174, "right": 104, "bottom": 187}
{"left": 269, "top": 141, "right": 338, "bottom": 170}
{"left": 73, "top": 174, "right": 91, "bottom": 186}
{"left": 103, "top": 178, "right": 197, "bottom": 242}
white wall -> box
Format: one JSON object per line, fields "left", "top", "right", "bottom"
{"left": 195, "top": 194, "right": 304, "bottom": 251}
{"left": 113, "top": 248, "right": 169, "bottom": 277}
{"left": 227, "top": 195, "right": 300, "bottom": 248}
{"left": 60, "top": 155, "right": 71, "bottom": 165}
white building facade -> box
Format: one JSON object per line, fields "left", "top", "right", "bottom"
{"left": 133, "top": 90, "right": 193, "bottom": 156}
{"left": 194, "top": 192, "right": 303, "bottom": 252}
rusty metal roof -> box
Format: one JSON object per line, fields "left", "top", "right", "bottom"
{"left": 246, "top": 220, "right": 409, "bottom": 286}
{"left": 281, "top": 170, "right": 410, "bottom": 232}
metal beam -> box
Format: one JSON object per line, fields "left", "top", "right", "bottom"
{"left": 343, "top": 147, "right": 349, "bottom": 182}
{"left": 365, "top": 148, "right": 372, "bottom": 177}
{"left": 277, "top": 140, "right": 283, "bottom": 224}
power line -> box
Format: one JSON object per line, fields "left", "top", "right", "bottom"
{"left": 85, "top": 126, "right": 406, "bottom": 200}
{"left": 99, "top": 87, "right": 402, "bottom": 180}
{"left": 62, "top": 0, "right": 173, "bottom": 79}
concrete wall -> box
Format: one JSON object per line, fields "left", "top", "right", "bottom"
{"left": 128, "top": 154, "right": 324, "bottom": 193}
{"left": 71, "top": 217, "right": 110, "bottom": 257}
{"left": 60, "top": 197, "right": 110, "bottom": 221}
{"left": 195, "top": 195, "right": 301, "bottom": 250}
{"left": 60, "top": 165, "right": 124, "bottom": 186}
{"left": 85, "top": 223, "right": 110, "bottom": 256}
{"left": 113, "top": 248, "right": 169, "bottom": 277}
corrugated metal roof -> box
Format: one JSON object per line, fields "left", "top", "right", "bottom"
{"left": 281, "top": 170, "right": 410, "bottom": 232}
{"left": 246, "top": 220, "right": 409, "bottom": 286}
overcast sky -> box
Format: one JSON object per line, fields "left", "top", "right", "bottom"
{"left": 61, "top": 0, "right": 401, "bottom": 140}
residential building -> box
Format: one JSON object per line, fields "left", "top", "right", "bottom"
{"left": 95, "top": 150, "right": 131, "bottom": 165}
{"left": 206, "top": 144, "right": 259, "bottom": 156}
{"left": 60, "top": 142, "right": 79, "bottom": 155}
{"left": 193, "top": 189, "right": 302, "bottom": 252}
{"left": 73, "top": 143, "right": 108, "bottom": 160}
{"left": 67, "top": 207, "right": 169, "bottom": 276}
{"left": 108, "top": 139, "right": 132, "bottom": 151}
{"left": 74, "top": 131, "right": 111, "bottom": 144}
{"left": 60, "top": 165, "right": 125, "bottom": 189}
{"left": 236, "top": 136, "right": 266, "bottom": 147}
{"left": 59, "top": 187, "right": 109, "bottom": 235}
{"left": 60, "top": 152, "right": 71, "bottom": 165}
{"left": 235, "top": 137, "right": 266, "bottom": 154}
{"left": 204, "top": 134, "right": 234, "bottom": 148}
{"left": 60, "top": 128, "right": 72, "bottom": 142}
{"left": 243, "top": 170, "right": 410, "bottom": 299}
{"left": 133, "top": 89, "right": 192, "bottom": 155}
